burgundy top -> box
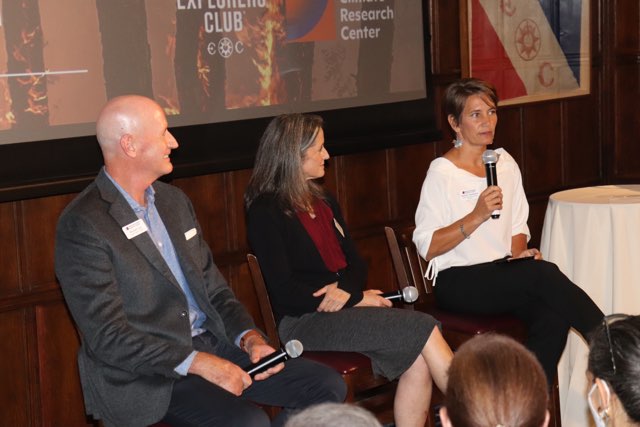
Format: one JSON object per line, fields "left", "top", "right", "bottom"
{"left": 296, "top": 198, "right": 347, "bottom": 273}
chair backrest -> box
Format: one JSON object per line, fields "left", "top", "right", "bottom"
{"left": 246, "top": 254, "right": 281, "bottom": 345}
{"left": 384, "top": 225, "right": 433, "bottom": 299}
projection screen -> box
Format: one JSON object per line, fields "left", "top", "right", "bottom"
{"left": 0, "top": 0, "right": 438, "bottom": 201}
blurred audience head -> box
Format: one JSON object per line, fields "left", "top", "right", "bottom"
{"left": 588, "top": 314, "right": 640, "bottom": 426}
{"left": 284, "top": 402, "right": 382, "bottom": 427}
{"left": 440, "top": 333, "right": 549, "bottom": 427}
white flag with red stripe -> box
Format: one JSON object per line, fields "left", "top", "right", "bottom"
{"left": 469, "top": 0, "right": 589, "bottom": 104}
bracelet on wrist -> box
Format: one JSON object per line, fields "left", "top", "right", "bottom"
{"left": 459, "top": 222, "right": 470, "bottom": 239}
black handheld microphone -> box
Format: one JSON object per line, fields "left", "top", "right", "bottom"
{"left": 482, "top": 149, "right": 500, "bottom": 219}
{"left": 382, "top": 286, "right": 419, "bottom": 303}
{"left": 244, "top": 339, "right": 303, "bottom": 378}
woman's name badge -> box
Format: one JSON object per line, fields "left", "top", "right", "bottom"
{"left": 460, "top": 188, "right": 479, "bottom": 201}
{"left": 333, "top": 218, "right": 345, "bottom": 237}
{"left": 122, "top": 218, "right": 148, "bottom": 239}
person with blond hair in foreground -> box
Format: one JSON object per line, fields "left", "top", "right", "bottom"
{"left": 440, "top": 334, "right": 549, "bottom": 427}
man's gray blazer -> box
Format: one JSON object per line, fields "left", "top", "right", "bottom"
{"left": 55, "top": 169, "right": 255, "bottom": 427}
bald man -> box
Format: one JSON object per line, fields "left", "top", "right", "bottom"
{"left": 55, "top": 95, "right": 346, "bottom": 427}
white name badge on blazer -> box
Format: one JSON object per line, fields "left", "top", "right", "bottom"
{"left": 184, "top": 228, "right": 197, "bottom": 240}
{"left": 122, "top": 219, "right": 148, "bottom": 239}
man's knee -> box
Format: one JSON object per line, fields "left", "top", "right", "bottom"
{"left": 226, "top": 403, "right": 271, "bottom": 427}
{"left": 165, "top": 399, "right": 271, "bottom": 427}
{"left": 326, "top": 370, "right": 348, "bottom": 402}
{"left": 307, "top": 363, "right": 348, "bottom": 404}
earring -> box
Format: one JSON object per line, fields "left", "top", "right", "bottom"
{"left": 452, "top": 137, "right": 463, "bottom": 148}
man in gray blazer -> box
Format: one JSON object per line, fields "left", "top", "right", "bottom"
{"left": 55, "top": 95, "right": 346, "bottom": 427}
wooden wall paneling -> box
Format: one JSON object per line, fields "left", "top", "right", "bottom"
{"left": 222, "top": 170, "right": 246, "bottom": 253}
{"left": 230, "top": 168, "right": 253, "bottom": 253}
{"left": 36, "top": 301, "right": 96, "bottom": 427}
{"left": 220, "top": 261, "right": 265, "bottom": 339}
{"left": 433, "top": 83, "right": 450, "bottom": 140}
{"left": 494, "top": 107, "right": 524, "bottom": 166}
{"left": 355, "top": 233, "right": 397, "bottom": 293}
{"left": 614, "top": 0, "right": 640, "bottom": 52}
{"left": 322, "top": 145, "right": 340, "bottom": 198}
{"left": 0, "top": 309, "right": 34, "bottom": 427}
{"left": 232, "top": 261, "right": 265, "bottom": 335}
{"left": 599, "top": 0, "right": 615, "bottom": 183}
{"left": 379, "top": 148, "right": 392, "bottom": 222}
{"left": 522, "top": 103, "right": 563, "bottom": 194}
{"left": 432, "top": 81, "right": 462, "bottom": 160}
{"left": 388, "top": 143, "right": 438, "bottom": 221}
{"left": 225, "top": 261, "right": 271, "bottom": 351}
{"left": 0, "top": 202, "right": 21, "bottom": 297}
{"left": 563, "top": 92, "right": 602, "bottom": 186}
{"left": 591, "top": 0, "right": 603, "bottom": 55}
{"left": 335, "top": 149, "right": 395, "bottom": 293}
{"left": 19, "top": 194, "right": 75, "bottom": 292}
{"left": 337, "top": 150, "right": 390, "bottom": 229}
{"left": 430, "top": 0, "right": 462, "bottom": 75}
{"left": 385, "top": 149, "right": 399, "bottom": 221}
{"left": 608, "top": 0, "right": 640, "bottom": 182}
{"left": 527, "top": 197, "right": 550, "bottom": 250}
{"left": 613, "top": 61, "right": 640, "bottom": 180}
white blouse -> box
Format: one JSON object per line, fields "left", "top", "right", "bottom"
{"left": 413, "top": 148, "right": 530, "bottom": 277}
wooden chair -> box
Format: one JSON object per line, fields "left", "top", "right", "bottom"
{"left": 246, "top": 254, "right": 399, "bottom": 423}
{"left": 384, "top": 224, "right": 561, "bottom": 427}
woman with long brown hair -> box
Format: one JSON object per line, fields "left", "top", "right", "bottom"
{"left": 245, "top": 113, "right": 453, "bottom": 427}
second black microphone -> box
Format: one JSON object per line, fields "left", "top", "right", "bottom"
{"left": 244, "top": 339, "right": 303, "bottom": 378}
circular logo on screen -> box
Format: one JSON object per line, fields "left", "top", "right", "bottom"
{"left": 218, "top": 38, "right": 234, "bottom": 58}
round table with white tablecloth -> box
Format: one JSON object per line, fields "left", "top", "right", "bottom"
{"left": 540, "top": 185, "right": 640, "bottom": 427}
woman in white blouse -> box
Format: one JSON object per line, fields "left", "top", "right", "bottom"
{"left": 413, "top": 78, "right": 604, "bottom": 385}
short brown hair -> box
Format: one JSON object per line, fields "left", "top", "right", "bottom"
{"left": 444, "top": 78, "right": 498, "bottom": 126}
{"left": 444, "top": 334, "right": 548, "bottom": 427}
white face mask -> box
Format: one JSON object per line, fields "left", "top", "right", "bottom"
{"left": 588, "top": 381, "right": 611, "bottom": 427}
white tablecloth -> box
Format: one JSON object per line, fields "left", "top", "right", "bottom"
{"left": 540, "top": 185, "right": 640, "bottom": 427}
